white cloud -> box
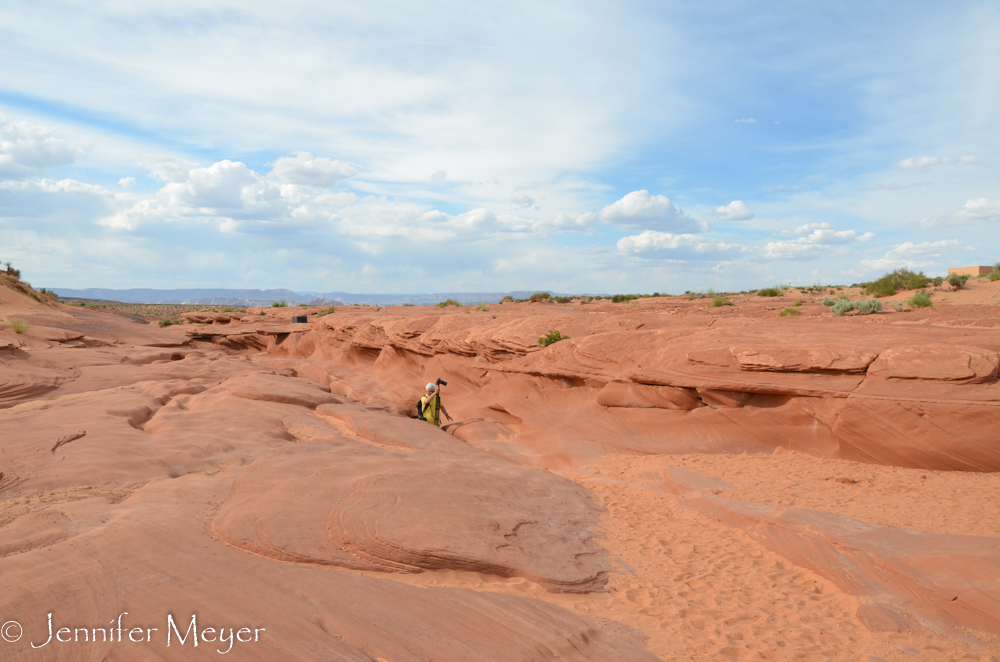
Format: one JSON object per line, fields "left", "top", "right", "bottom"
{"left": 735, "top": 118, "right": 756, "bottom": 123}
{"left": 551, "top": 211, "right": 598, "bottom": 232}
{"left": 141, "top": 157, "right": 200, "bottom": 183}
{"left": 269, "top": 151, "right": 356, "bottom": 187}
{"left": 0, "top": 112, "right": 85, "bottom": 180}
{"left": 430, "top": 170, "right": 446, "bottom": 184}
{"left": 713, "top": 200, "right": 754, "bottom": 220}
{"left": 118, "top": 177, "right": 134, "bottom": 188}
{"left": 511, "top": 192, "right": 535, "bottom": 209}
{"left": 617, "top": 230, "right": 744, "bottom": 258}
{"left": 765, "top": 223, "right": 873, "bottom": 259}
{"left": 599, "top": 190, "right": 708, "bottom": 233}
{"left": 857, "top": 240, "right": 962, "bottom": 273}
{"left": 895, "top": 155, "right": 977, "bottom": 169}
{"left": 921, "top": 197, "right": 1000, "bottom": 228}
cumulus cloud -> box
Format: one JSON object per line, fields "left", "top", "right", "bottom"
{"left": 0, "top": 113, "right": 85, "bottom": 180}
{"left": 765, "top": 223, "right": 874, "bottom": 259}
{"left": 858, "top": 240, "right": 961, "bottom": 273}
{"left": 141, "top": 157, "right": 200, "bottom": 183}
{"left": 599, "top": 190, "right": 708, "bottom": 233}
{"left": 921, "top": 198, "right": 1000, "bottom": 228}
{"left": 118, "top": 177, "right": 135, "bottom": 188}
{"left": 713, "top": 200, "right": 754, "bottom": 220}
{"left": 269, "top": 151, "right": 356, "bottom": 187}
{"left": 895, "top": 155, "right": 977, "bottom": 169}
{"left": 617, "top": 230, "right": 744, "bottom": 258}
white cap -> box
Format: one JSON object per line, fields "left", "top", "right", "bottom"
{"left": 426, "top": 382, "right": 436, "bottom": 391}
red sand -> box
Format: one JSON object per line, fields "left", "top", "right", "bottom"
{"left": 2, "top": 279, "right": 1000, "bottom": 660}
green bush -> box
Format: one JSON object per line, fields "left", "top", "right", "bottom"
{"left": 500, "top": 295, "right": 514, "bottom": 304}
{"left": 830, "top": 300, "right": 855, "bottom": 316}
{"left": 863, "top": 268, "right": 930, "bottom": 297}
{"left": 908, "top": 291, "right": 933, "bottom": 308}
{"left": 9, "top": 317, "right": 29, "bottom": 333}
{"left": 258, "top": 311, "right": 266, "bottom": 316}
{"left": 437, "top": 298, "right": 461, "bottom": 307}
{"left": 990, "top": 271, "right": 1000, "bottom": 282}
{"left": 711, "top": 298, "right": 733, "bottom": 307}
{"left": 528, "top": 292, "right": 551, "bottom": 302}
{"left": 554, "top": 296, "right": 573, "bottom": 303}
{"left": 271, "top": 301, "right": 287, "bottom": 308}
{"left": 316, "top": 306, "right": 336, "bottom": 318}
{"left": 854, "top": 299, "right": 883, "bottom": 314}
{"left": 757, "top": 287, "right": 781, "bottom": 297}
{"left": 932, "top": 276, "right": 944, "bottom": 286}
{"left": 777, "top": 308, "right": 801, "bottom": 316}
{"left": 538, "top": 330, "right": 569, "bottom": 347}
{"left": 793, "top": 301, "right": 803, "bottom": 307}
{"left": 403, "top": 303, "right": 415, "bottom": 306}
{"left": 611, "top": 294, "right": 640, "bottom": 303}
{"left": 822, "top": 297, "right": 835, "bottom": 306}
{"left": 159, "top": 318, "right": 182, "bottom": 327}
{"left": 947, "top": 273, "right": 970, "bottom": 289}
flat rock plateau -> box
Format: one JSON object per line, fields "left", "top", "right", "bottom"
{"left": 2, "top": 280, "right": 1000, "bottom": 661}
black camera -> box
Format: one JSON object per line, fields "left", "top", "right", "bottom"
{"left": 435, "top": 378, "right": 447, "bottom": 386}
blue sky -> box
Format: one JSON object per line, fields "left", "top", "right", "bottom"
{"left": 1, "top": 0, "right": 998, "bottom": 293}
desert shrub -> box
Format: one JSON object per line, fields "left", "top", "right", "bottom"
{"left": 611, "top": 294, "right": 641, "bottom": 303}
{"left": 854, "top": 299, "right": 883, "bottom": 315}
{"left": 258, "top": 311, "right": 266, "bottom": 316}
{"left": 554, "top": 296, "right": 573, "bottom": 303}
{"left": 500, "top": 295, "right": 514, "bottom": 304}
{"left": 711, "top": 298, "right": 732, "bottom": 307}
{"left": 316, "top": 306, "right": 336, "bottom": 317}
{"left": 863, "top": 268, "right": 930, "bottom": 297}
{"left": 908, "top": 291, "right": 933, "bottom": 308}
{"left": 403, "top": 303, "right": 415, "bottom": 306}
{"left": 822, "top": 297, "right": 835, "bottom": 306}
{"left": 477, "top": 302, "right": 488, "bottom": 311}
{"left": 271, "top": 301, "right": 287, "bottom": 308}
{"left": 3, "top": 262, "right": 21, "bottom": 280}
{"left": 528, "top": 292, "right": 551, "bottom": 302}
{"left": 9, "top": 317, "right": 29, "bottom": 333}
{"left": 437, "top": 298, "right": 461, "bottom": 307}
{"left": 223, "top": 308, "right": 234, "bottom": 312}
{"left": 947, "top": 273, "right": 970, "bottom": 289}
{"left": 777, "top": 308, "right": 801, "bottom": 316}
{"left": 894, "top": 302, "right": 904, "bottom": 312}
{"left": 932, "top": 277, "right": 944, "bottom": 286}
{"left": 757, "top": 287, "right": 781, "bottom": 297}
{"left": 538, "top": 330, "right": 569, "bottom": 347}
{"left": 159, "top": 318, "right": 182, "bottom": 327}
{"left": 830, "top": 300, "right": 855, "bottom": 316}
{"left": 990, "top": 272, "right": 1000, "bottom": 282}
{"left": 793, "top": 301, "right": 803, "bottom": 306}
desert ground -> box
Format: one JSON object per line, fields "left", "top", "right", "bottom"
{"left": 2, "top": 277, "right": 1000, "bottom": 661}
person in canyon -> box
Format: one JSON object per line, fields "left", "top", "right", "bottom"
{"left": 420, "top": 381, "right": 453, "bottom": 426}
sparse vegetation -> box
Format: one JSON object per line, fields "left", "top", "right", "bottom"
{"left": 8, "top": 317, "right": 29, "bottom": 333}
{"left": 437, "top": 299, "right": 462, "bottom": 307}
{"left": 862, "top": 268, "right": 930, "bottom": 297}
{"left": 894, "top": 302, "right": 905, "bottom": 312}
{"left": 477, "top": 302, "right": 488, "bottom": 311}
{"left": 538, "top": 330, "right": 569, "bottom": 347}
{"left": 831, "top": 298, "right": 883, "bottom": 316}
{"left": 908, "top": 291, "right": 933, "bottom": 308}
{"left": 500, "top": 296, "right": 514, "bottom": 304}
{"left": 711, "top": 298, "right": 733, "bottom": 307}
{"left": 554, "top": 296, "right": 573, "bottom": 303}
{"left": 259, "top": 311, "right": 266, "bottom": 316}
{"left": 403, "top": 303, "right": 415, "bottom": 306}
{"left": 990, "top": 263, "right": 1000, "bottom": 281}
{"left": 271, "top": 301, "right": 287, "bottom": 308}
{"left": 793, "top": 301, "right": 803, "bottom": 306}
{"left": 777, "top": 308, "right": 801, "bottom": 317}
{"left": 316, "top": 306, "right": 336, "bottom": 317}
{"left": 527, "top": 292, "right": 552, "bottom": 302}
{"left": 159, "top": 318, "right": 182, "bottom": 327}
{"left": 757, "top": 287, "right": 781, "bottom": 297}
{"left": 947, "top": 273, "right": 971, "bottom": 289}
{"left": 822, "top": 297, "right": 835, "bottom": 306}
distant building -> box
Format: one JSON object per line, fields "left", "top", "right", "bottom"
{"left": 948, "top": 265, "right": 993, "bottom": 276}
